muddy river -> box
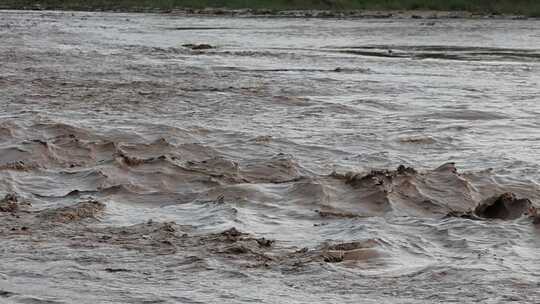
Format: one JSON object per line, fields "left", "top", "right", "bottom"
{"left": 1, "top": 10, "right": 540, "bottom": 303}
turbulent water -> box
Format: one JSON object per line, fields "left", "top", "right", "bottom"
{"left": 1, "top": 10, "right": 540, "bottom": 303}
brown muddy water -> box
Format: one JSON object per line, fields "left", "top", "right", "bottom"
{"left": 1, "top": 10, "right": 540, "bottom": 303}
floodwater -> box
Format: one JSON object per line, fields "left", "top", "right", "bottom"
{"left": 1, "top": 10, "right": 540, "bottom": 303}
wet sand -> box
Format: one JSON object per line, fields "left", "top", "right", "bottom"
{"left": 0, "top": 10, "right": 540, "bottom": 303}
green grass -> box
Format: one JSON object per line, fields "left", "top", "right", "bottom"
{"left": 2, "top": 0, "right": 540, "bottom": 16}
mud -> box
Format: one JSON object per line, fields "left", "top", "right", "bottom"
{"left": 474, "top": 193, "right": 533, "bottom": 220}
{"left": 0, "top": 10, "right": 540, "bottom": 304}
{"left": 182, "top": 43, "right": 215, "bottom": 50}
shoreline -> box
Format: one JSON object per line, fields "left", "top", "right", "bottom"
{"left": 0, "top": 7, "right": 536, "bottom": 20}
{"left": 162, "top": 8, "right": 534, "bottom": 19}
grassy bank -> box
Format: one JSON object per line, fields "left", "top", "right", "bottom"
{"left": 3, "top": 0, "right": 540, "bottom": 16}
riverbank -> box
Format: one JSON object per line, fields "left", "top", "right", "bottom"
{"left": 2, "top": 0, "right": 540, "bottom": 17}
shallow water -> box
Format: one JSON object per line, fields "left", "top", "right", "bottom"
{"left": 0, "top": 10, "right": 540, "bottom": 303}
